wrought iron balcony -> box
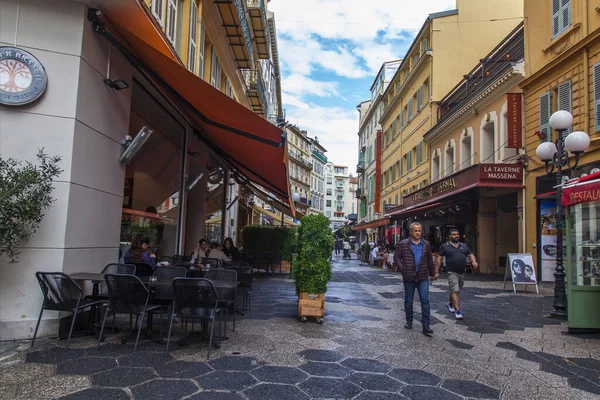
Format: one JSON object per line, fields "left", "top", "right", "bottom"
{"left": 247, "top": 0, "right": 271, "bottom": 59}
{"left": 356, "top": 160, "right": 365, "bottom": 173}
{"left": 242, "top": 66, "right": 267, "bottom": 116}
{"left": 356, "top": 188, "right": 366, "bottom": 199}
{"left": 215, "top": 0, "right": 253, "bottom": 69}
{"left": 288, "top": 151, "right": 314, "bottom": 170}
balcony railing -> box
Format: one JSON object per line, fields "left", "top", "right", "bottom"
{"left": 243, "top": 65, "right": 267, "bottom": 116}
{"left": 288, "top": 151, "right": 314, "bottom": 170}
{"left": 215, "top": 0, "right": 253, "bottom": 69}
{"left": 247, "top": 0, "right": 271, "bottom": 59}
{"left": 356, "top": 160, "right": 365, "bottom": 173}
{"left": 356, "top": 188, "right": 366, "bottom": 199}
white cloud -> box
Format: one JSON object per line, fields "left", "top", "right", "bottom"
{"left": 282, "top": 74, "right": 342, "bottom": 98}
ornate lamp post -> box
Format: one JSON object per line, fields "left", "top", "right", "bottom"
{"left": 535, "top": 110, "right": 591, "bottom": 318}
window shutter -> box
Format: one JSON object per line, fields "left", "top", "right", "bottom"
{"left": 539, "top": 91, "right": 552, "bottom": 142}
{"left": 408, "top": 99, "right": 413, "bottom": 120}
{"left": 416, "top": 88, "right": 422, "bottom": 111}
{"left": 400, "top": 107, "right": 405, "bottom": 128}
{"left": 187, "top": 1, "right": 198, "bottom": 73}
{"left": 166, "top": 0, "right": 178, "bottom": 45}
{"left": 561, "top": 0, "right": 571, "bottom": 31}
{"left": 552, "top": 0, "right": 561, "bottom": 38}
{"left": 594, "top": 62, "right": 600, "bottom": 132}
{"left": 422, "top": 38, "right": 428, "bottom": 54}
{"left": 152, "top": 0, "right": 164, "bottom": 25}
{"left": 557, "top": 80, "right": 572, "bottom": 135}
{"left": 198, "top": 19, "right": 205, "bottom": 79}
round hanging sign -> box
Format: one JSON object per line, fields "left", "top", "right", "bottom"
{"left": 0, "top": 46, "right": 48, "bottom": 106}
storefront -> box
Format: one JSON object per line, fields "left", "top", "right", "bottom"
{"left": 562, "top": 171, "right": 600, "bottom": 332}
{"left": 0, "top": 0, "right": 292, "bottom": 340}
{"left": 388, "top": 164, "right": 524, "bottom": 274}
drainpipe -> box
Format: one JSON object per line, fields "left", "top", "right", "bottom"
{"left": 584, "top": 46, "right": 590, "bottom": 131}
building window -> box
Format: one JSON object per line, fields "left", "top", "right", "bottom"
{"left": 210, "top": 45, "right": 222, "bottom": 89}
{"left": 416, "top": 142, "right": 423, "bottom": 165}
{"left": 444, "top": 140, "right": 456, "bottom": 177}
{"left": 539, "top": 91, "right": 552, "bottom": 141}
{"left": 481, "top": 118, "right": 495, "bottom": 163}
{"left": 327, "top": 177, "right": 332, "bottom": 184}
{"left": 552, "top": 0, "right": 571, "bottom": 39}
{"left": 406, "top": 151, "right": 413, "bottom": 171}
{"left": 557, "top": 80, "right": 572, "bottom": 133}
{"left": 225, "top": 78, "right": 234, "bottom": 99}
{"left": 594, "top": 62, "right": 600, "bottom": 131}
{"left": 460, "top": 130, "right": 472, "bottom": 169}
{"left": 198, "top": 19, "right": 205, "bottom": 79}
{"left": 151, "top": 0, "right": 164, "bottom": 26}
{"left": 391, "top": 164, "right": 396, "bottom": 181}
{"left": 408, "top": 98, "right": 414, "bottom": 120}
{"left": 431, "top": 149, "right": 441, "bottom": 182}
{"left": 165, "top": 0, "right": 178, "bottom": 45}
{"left": 326, "top": 200, "right": 332, "bottom": 207}
{"left": 326, "top": 211, "right": 332, "bottom": 217}
{"left": 422, "top": 38, "right": 428, "bottom": 54}
{"left": 187, "top": 0, "right": 198, "bottom": 73}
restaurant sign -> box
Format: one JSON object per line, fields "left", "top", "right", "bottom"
{"left": 562, "top": 180, "right": 600, "bottom": 206}
{"left": 0, "top": 46, "right": 47, "bottom": 106}
{"left": 506, "top": 93, "right": 522, "bottom": 148}
{"left": 411, "top": 178, "right": 456, "bottom": 203}
{"left": 480, "top": 164, "right": 523, "bottom": 181}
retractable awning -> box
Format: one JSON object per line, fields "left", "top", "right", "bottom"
{"left": 89, "top": 1, "right": 294, "bottom": 213}
{"left": 352, "top": 218, "right": 390, "bottom": 231}
{"left": 251, "top": 204, "right": 299, "bottom": 226}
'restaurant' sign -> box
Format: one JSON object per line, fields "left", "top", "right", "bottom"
{"left": 562, "top": 180, "right": 600, "bottom": 206}
{"left": 411, "top": 178, "right": 456, "bottom": 203}
{"left": 0, "top": 46, "right": 47, "bottom": 106}
{"left": 480, "top": 164, "right": 523, "bottom": 180}
{"left": 506, "top": 93, "right": 522, "bottom": 149}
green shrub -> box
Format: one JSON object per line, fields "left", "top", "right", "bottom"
{"left": 241, "top": 225, "right": 293, "bottom": 253}
{"left": 292, "top": 215, "right": 333, "bottom": 294}
{"left": 282, "top": 227, "right": 298, "bottom": 261}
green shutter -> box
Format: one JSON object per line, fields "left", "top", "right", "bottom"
{"left": 594, "top": 62, "right": 600, "bottom": 132}
{"left": 557, "top": 80, "right": 572, "bottom": 135}
{"left": 539, "top": 91, "right": 552, "bottom": 142}
{"left": 552, "top": 0, "right": 561, "bottom": 38}
{"left": 561, "top": 0, "right": 571, "bottom": 31}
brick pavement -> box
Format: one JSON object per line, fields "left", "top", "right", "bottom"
{"left": 1, "top": 254, "right": 599, "bottom": 399}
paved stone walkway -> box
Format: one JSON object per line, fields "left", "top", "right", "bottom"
{"left": 1, "top": 254, "right": 600, "bottom": 399}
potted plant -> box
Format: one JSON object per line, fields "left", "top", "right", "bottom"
{"left": 0, "top": 150, "right": 62, "bottom": 262}
{"left": 292, "top": 215, "right": 333, "bottom": 323}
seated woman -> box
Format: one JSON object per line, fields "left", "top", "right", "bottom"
{"left": 222, "top": 237, "right": 241, "bottom": 261}
{"left": 124, "top": 236, "right": 157, "bottom": 270}
{"left": 192, "top": 238, "right": 210, "bottom": 262}
{"left": 123, "top": 233, "right": 144, "bottom": 263}
{"left": 207, "top": 242, "right": 231, "bottom": 266}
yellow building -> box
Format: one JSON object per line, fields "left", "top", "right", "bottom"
{"left": 286, "top": 125, "right": 313, "bottom": 214}
{"left": 521, "top": 0, "right": 600, "bottom": 281}
{"left": 379, "top": 0, "right": 524, "bottom": 213}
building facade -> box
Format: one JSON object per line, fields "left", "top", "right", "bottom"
{"left": 0, "top": 0, "right": 287, "bottom": 340}
{"left": 324, "top": 162, "right": 335, "bottom": 220}
{"left": 521, "top": 0, "right": 600, "bottom": 281}
{"left": 310, "top": 137, "right": 328, "bottom": 215}
{"left": 286, "top": 125, "right": 313, "bottom": 214}
{"left": 379, "top": 0, "right": 525, "bottom": 221}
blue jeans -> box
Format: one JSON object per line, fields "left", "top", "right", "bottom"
{"left": 403, "top": 279, "right": 430, "bottom": 325}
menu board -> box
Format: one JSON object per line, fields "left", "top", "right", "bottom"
{"left": 539, "top": 199, "right": 566, "bottom": 282}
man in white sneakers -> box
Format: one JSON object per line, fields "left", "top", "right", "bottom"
{"left": 436, "top": 229, "right": 477, "bottom": 320}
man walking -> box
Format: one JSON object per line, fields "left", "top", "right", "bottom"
{"left": 436, "top": 229, "right": 478, "bottom": 320}
{"left": 394, "top": 222, "right": 437, "bottom": 334}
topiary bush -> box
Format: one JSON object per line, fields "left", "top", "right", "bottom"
{"left": 292, "top": 215, "right": 333, "bottom": 294}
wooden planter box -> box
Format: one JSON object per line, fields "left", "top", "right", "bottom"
{"left": 298, "top": 292, "right": 325, "bottom": 318}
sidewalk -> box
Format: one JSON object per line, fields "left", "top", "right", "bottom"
{"left": 1, "top": 256, "right": 599, "bottom": 399}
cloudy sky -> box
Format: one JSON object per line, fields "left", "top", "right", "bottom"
{"left": 269, "top": 0, "right": 455, "bottom": 171}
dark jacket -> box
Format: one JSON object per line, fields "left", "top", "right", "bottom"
{"left": 394, "top": 237, "right": 435, "bottom": 282}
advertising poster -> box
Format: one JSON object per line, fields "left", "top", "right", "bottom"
{"left": 539, "top": 199, "right": 566, "bottom": 282}
{"left": 507, "top": 253, "right": 538, "bottom": 284}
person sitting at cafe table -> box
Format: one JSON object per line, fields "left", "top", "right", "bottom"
{"left": 192, "top": 238, "right": 210, "bottom": 262}
{"left": 222, "top": 237, "right": 240, "bottom": 261}
{"left": 124, "top": 235, "right": 157, "bottom": 269}
{"left": 208, "top": 242, "right": 231, "bottom": 265}
{"left": 123, "top": 233, "right": 144, "bottom": 263}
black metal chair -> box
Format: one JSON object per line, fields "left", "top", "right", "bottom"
{"left": 225, "top": 261, "right": 250, "bottom": 268}
{"left": 159, "top": 256, "right": 174, "bottom": 264}
{"left": 166, "top": 278, "right": 222, "bottom": 360}
{"left": 97, "top": 263, "right": 137, "bottom": 299}
{"left": 97, "top": 274, "right": 161, "bottom": 353}
{"left": 33, "top": 272, "right": 101, "bottom": 349}
{"left": 134, "top": 262, "right": 155, "bottom": 277}
{"left": 173, "top": 255, "right": 193, "bottom": 264}
{"left": 152, "top": 267, "right": 187, "bottom": 303}
{"left": 240, "top": 250, "right": 257, "bottom": 268}
{"left": 204, "top": 269, "right": 237, "bottom": 331}
{"left": 225, "top": 266, "right": 253, "bottom": 318}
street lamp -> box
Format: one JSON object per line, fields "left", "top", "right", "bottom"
{"left": 535, "top": 110, "right": 591, "bottom": 318}
{"left": 292, "top": 192, "right": 300, "bottom": 203}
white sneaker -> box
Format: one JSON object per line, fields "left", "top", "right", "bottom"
{"left": 455, "top": 310, "right": 464, "bottom": 320}
{"left": 446, "top": 301, "right": 456, "bottom": 313}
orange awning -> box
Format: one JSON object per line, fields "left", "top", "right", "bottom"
{"left": 352, "top": 218, "right": 391, "bottom": 231}
{"left": 91, "top": 1, "right": 293, "bottom": 213}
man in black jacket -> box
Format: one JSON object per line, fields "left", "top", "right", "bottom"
{"left": 394, "top": 222, "right": 438, "bottom": 334}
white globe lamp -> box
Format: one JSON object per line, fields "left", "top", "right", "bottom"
{"left": 549, "top": 110, "right": 573, "bottom": 130}
{"left": 291, "top": 192, "right": 300, "bottom": 203}
{"left": 564, "top": 131, "right": 591, "bottom": 154}
{"left": 536, "top": 141, "right": 557, "bottom": 162}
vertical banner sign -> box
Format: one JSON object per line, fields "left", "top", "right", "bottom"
{"left": 507, "top": 93, "right": 522, "bottom": 148}
{"left": 375, "top": 130, "right": 382, "bottom": 213}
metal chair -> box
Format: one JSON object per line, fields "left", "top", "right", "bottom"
{"left": 134, "top": 262, "right": 155, "bottom": 277}
{"left": 173, "top": 255, "right": 193, "bottom": 264}
{"left": 152, "top": 266, "right": 187, "bottom": 303}
{"left": 204, "top": 269, "right": 237, "bottom": 332}
{"left": 97, "top": 263, "right": 137, "bottom": 299}
{"left": 224, "top": 261, "right": 250, "bottom": 268}
{"left": 200, "top": 257, "right": 223, "bottom": 269}
{"left": 240, "top": 250, "right": 257, "bottom": 268}
{"left": 97, "top": 274, "right": 162, "bottom": 353}
{"left": 166, "top": 278, "right": 222, "bottom": 360}
{"left": 33, "top": 272, "right": 101, "bottom": 349}
{"left": 225, "top": 266, "right": 253, "bottom": 318}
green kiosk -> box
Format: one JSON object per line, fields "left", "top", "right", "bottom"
{"left": 564, "top": 171, "right": 600, "bottom": 332}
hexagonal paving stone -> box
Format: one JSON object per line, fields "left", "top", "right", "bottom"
{"left": 57, "top": 356, "right": 118, "bottom": 375}
{"left": 92, "top": 367, "right": 157, "bottom": 387}
{"left": 347, "top": 372, "right": 405, "bottom": 392}
{"left": 130, "top": 378, "right": 199, "bottom": 400}
{"left": 25, "top": 347, "right": 85, "bottom": 364}
{"left": 354, "top": 392, "right": 408, "bottom": 400}
{"left": 341, "top": 358, "right": 392, "bottom": 373}
{"left": 250, "top": 366, "right": 309, "bottom": 384}
{"left": 186, "top": 392, "right": 245, "bottom": 400}
{"left": 195, "top": 371, "right": 257, "bottom": 391}
{"left": 441, "top": 380, "right": 501, "bottom": 399}
{"left": 58, "top": 387, "right": 130, "bottom": 400}
{"left": 400, "top": 385, "right": 461, "bottom": 400}
{"left": 299, "top": 361, "right": 351, "bottom": 378}
{"left": 155, "top": 360, "right": 213, "bottom": 379}
{"left": 298, "top": 349, "right": 344, "bottom": 362}
{"left": 118, "top": 351, "right": 172, "bottom": 368}
{"left": 94, "top": 344, "right": 134, "bottom": 358}
{"left": 298, "top": 377, "right": 361, "bottom": 399}
{"left": 388, "top": 368, "right": 441, "bottom": 386}
{"left": 244, "top": 383, "right": 310, "bottom": 400}
{"left": 208, "top": 356, "right": 258, "bottom": 371}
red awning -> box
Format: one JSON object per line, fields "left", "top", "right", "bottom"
{"left": 561, "top": 171, "right": 600, "bottom": 206}
{"left": 352, "top": 218, "right": 391, "bottom": 231}
{"left": 390, "top": 198, "right": 470, "bottom": 219}
{"left": 92, "top": 1, "right": 293, "bottom": 212}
